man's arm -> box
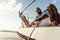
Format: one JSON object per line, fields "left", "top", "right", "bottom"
{"left": 30, "top": 14, "right": 48, "bottom": 26}
{"left": 38, "top": 14, "right": 48, "bottom": 21}
{"left": 31, "top": 14, "right": 48, "bottom": 24}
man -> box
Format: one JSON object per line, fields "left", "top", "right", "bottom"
{"left": 31, "top": 7, "right": 50, "bottom": 26}
{"left": 32, "top": 4, "right": 59, "bottom": 26}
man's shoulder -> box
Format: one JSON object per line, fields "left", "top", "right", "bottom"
{"left": 42, "top": 10, "right": 48, "bottom": 14}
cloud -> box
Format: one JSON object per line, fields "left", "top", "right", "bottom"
{"left": 0, "top": 0, "right": 22, "bottom": 11}
{"left": 52, "top": 0, "right": 58, "bottom": 4}
{"left": 14, "top": 3, "right": 22, "bottom": 11}
{"left": 0, "top": 0, "right": 22, "bottom": 30}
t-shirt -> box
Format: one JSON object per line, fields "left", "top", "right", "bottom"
{"left": 36, "top": 10, "right": 48, "bottom": 19}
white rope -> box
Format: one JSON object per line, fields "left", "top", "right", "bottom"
{"left": 28, "top": 23, "right": 39, "bottom": 40}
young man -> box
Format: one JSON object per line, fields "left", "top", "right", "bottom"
{"left": 32, "top": 4, "right": 59, "bottom": 26}
{"left": 32, "top": 7, "right": 50, "bottom": 26}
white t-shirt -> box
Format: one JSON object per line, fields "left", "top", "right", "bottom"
{"left": 39, "top": 17, "right": 51, "bottom": 27}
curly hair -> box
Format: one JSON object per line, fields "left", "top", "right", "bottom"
{"left": 47, "top": 4, "right": 59, "bottom": 23}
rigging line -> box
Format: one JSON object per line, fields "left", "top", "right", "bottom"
{"left": 19, "top": 0, "right": 36, "bottom": 16}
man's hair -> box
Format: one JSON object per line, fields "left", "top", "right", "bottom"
{"left": 36, "top": 7, "right": 42, "bottom": 14}
{"left": 36, "top": 7, "right": 41, "bottom": 10}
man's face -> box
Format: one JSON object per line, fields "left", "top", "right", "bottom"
{"left": 36, "top": 8, "right": 41, "bottom": 14}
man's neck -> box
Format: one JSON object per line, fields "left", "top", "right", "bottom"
{"left": 38, "top": 12, "right": 42, "bottom": 15}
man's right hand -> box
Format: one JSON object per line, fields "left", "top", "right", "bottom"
{"left": 30, "top": 20, "right": 41, "bottom": 26}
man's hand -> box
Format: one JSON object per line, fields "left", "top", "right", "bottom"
{"left": 30, "top": 20, "right": 41, "bottom": 26}
{"left": 34, "top": 21, "right": 40, "bottom": 23}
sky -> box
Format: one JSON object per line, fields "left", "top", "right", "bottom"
{"left": 0, "top": 0, "right": 60, "bottom": 31}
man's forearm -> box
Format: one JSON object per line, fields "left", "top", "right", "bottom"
{"left": 39, "top": 14, "right": 48, "bottom": 21}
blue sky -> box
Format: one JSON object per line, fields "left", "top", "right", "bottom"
{"left": 18, "top": 0, "right": 60, "bottom": 22}
{"left": 0, "top": 0, "right": 60, "bottom": 30}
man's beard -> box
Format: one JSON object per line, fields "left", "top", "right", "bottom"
{"left": 38, "top": 11, "right": 42, "bottom": 15}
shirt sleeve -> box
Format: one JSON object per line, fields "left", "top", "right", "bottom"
{"left": 43, "top": 10, "right": 48, "bottom": 14}
{"left": 36, "top": 15, "right": 41, "bottom": 19}
{"left": 40, "top": 10, "right": 48, "bottom": 18}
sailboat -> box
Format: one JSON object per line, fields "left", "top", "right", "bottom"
{"left": 17, "top": 0, "right": 60, "bottom": 40}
